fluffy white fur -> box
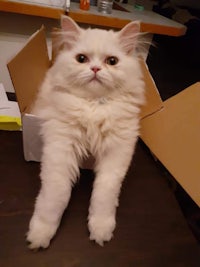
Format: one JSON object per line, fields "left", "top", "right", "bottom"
{"left": 27, "top": 16, "right": 145, "bottom": 249}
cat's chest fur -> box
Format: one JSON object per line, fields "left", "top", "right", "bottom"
{"left": 41, "top": 91, "right": 140, "bottom": 156}
{"left": 52, "top": 92, "right": 138, "bottom": 132}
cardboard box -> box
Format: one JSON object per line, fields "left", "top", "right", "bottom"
{"left": 7, "top": 27, "right": 200, "bottom": 207}
{"left": 140, "top": 82, "right": 200, "bottom": 207}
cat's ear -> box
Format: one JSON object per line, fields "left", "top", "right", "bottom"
{"left": 60, "top": 16, "right": 82, "bottom": 49}
{"left": 61, "top": 15, "right": 81, "bottom": 34}
{"left": 118, "top": 21, "right": 140, "bottom": 54}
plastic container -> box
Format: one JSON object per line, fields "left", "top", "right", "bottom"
{"left": 80, "top": 0, "right": 90, "bottom": 10}
{"left": 97, "top": 0, "right": 113, "bottom": 14}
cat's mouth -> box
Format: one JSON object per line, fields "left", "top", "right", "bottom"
{"left": 90, "top": 75, "right": 102, "bottom": 84}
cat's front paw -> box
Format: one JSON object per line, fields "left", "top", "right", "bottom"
{"left": 88, "top": 215, "right": 116, "bottom": 246}
{"left": 26, "top": 216, "right": 58, "bottom": 250}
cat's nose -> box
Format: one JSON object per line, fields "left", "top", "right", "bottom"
{"left": 91, "top": 66, "right": 101, "bottom": 73}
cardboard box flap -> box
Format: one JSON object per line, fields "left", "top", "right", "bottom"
{"left": 140, "top": 82, "right": 200, "bottom": 206}
{"left": 7, "top": 26, "right": 50, "bottom": 113}
{"left": 139, "top": 60, "right": 163, "bottom": 119}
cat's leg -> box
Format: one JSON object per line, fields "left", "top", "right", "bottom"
{"left": 27, "top": 131, "right": 80, "bottom": 250}
{"left": 88, "top": 139, "right": 137, "bottom": 246}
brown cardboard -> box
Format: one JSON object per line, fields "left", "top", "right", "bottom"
{"left": 7, "top": 27, "right": 50, "bottom": 114}
{"left": 7, "top": 27, "right": 199, "bottom": 207}
{"left": 140, "top": 82, "right": 200, "bottom": 207}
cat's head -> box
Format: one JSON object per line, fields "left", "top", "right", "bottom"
{"left": 52, "top": 16, "right": 142, "bottom": 99}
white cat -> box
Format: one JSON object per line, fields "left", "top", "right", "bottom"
{"left": 27, "top": 16, "right": 145, "bottom": 249}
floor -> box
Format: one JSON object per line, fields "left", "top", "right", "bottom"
{"left": 1, "top": 24, "right": 200, "bottom": 267}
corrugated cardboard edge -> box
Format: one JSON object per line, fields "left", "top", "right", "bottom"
{"left": 140, "top": 82, "right": 200, "bottom": 207}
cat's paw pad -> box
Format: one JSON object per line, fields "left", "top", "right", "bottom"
{"left": 88, "top": 216, "right": 116, "bottom": 246}
{"left": 26, "top": 218, "right": 57, "bottom": 250}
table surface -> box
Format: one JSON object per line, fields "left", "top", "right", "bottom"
{"left": 0, "top": 0, "right": 186, "bottom": 36}
{"left": 0, "top": 130, "right": 199, "bottom": 267}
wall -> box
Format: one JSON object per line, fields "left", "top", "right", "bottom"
{"left": 0, "top": 12, "right": 60, "bottom": 92}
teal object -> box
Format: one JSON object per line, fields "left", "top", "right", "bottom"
{"left": 134, "top": 3, "right": 144, "bottom": 11}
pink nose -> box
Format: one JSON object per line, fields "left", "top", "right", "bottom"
{"left": 91, "top": 66, "right": 101, "bottom": 73}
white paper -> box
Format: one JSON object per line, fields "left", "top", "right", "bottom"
{"left": 0, "top": 83, "right": 8, "bottom": 102}
{"left": 0, "top": 101, "right": 21, "bottom": 117}
{"left": 0, "top": 83, "right": 21, "bottom": 118}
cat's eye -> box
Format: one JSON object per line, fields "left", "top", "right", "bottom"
{"left": 105, "top": 56, "right": 118, "bottom": 66}
{"left": 76, "top": 54, "right": 88, "bottom": 63}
